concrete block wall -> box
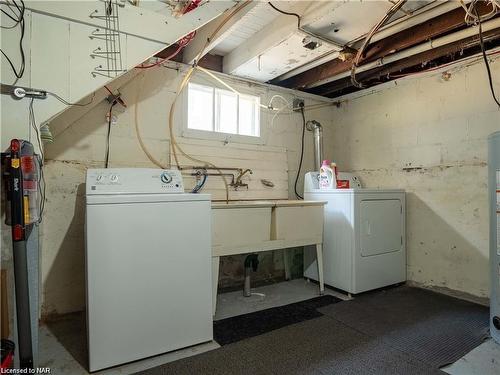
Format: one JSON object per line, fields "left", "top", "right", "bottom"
{"left": 41, "top": 66, "right": 334, "bottom": 316}
{"left": 329, "top": 55, "right": 500, "bottom": 299}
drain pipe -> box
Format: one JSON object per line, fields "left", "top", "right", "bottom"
{"left": 306, "top": 120, "right": 323, "bottom": 171}
{"left": 243, "top": 254, "right": 259, "bottom": 297}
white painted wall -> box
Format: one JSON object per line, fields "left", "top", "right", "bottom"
{"left": 329, "top": 55, "right": 500, "bottom": 299}
{"left": 40, "top": 65, "right": 334, "bottom": 315}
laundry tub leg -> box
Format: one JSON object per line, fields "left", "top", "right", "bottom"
{"left": 212, "top": 256, "right": 220, "bottom": 316}
{"left": 316, "top": 243, "right": 324, "bottom": 295}
{"left": 283, "top": 250, "right": 291, "bottom": 281}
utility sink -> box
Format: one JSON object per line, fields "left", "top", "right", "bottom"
{"left": 211, "top": 200, "right": 326, "bottom": 256}
{"left": 210, "top": 199, "right": 327, "bottom": 316}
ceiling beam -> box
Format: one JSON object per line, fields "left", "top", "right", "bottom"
{"left": 197, "top": 54, "right": 224, "bottom": 72}
{"left": 182, "top": 1, "right": 258, "bottom": 64}
{"left": 276, "top": 2, "right": 494, "bottom": 90}
{"left": 311, "top": 26, "right": 500, "bottom": 97}
{"left": 155, "top": 45, "right": 223, "bottom": 71}
{"left": 222, "top": 2, "right": 313, "bottom": 75}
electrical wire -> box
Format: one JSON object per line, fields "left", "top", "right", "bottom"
{"left": 461, "top": 0, "right": 500, "bottom": 25}
{"left": 165, "top": 1, "right": 253, "bottom": 202}
{"left": 28, "top": 98, "right": 45, "bottom": 223}
{"left": 351, "top": 0, "right": 407, "bottom": 88}
{"left": 294, "top": 107, "right": 306, "bottom": 200}
{"left": 168, "top": 66, "right": 230, "bottom": 201}
{"left": 0, "top": 0, "right": 25, "bottom": 81}
{"left": 104, "top": 101, "right": 117, "bottom": 168}
{"left": 136, "top": 43, "right": 185, "bottom": 69}
{"left": 1, "top": 0, "right": 22, "bottom": 26}
{"left": 191, "top": 172, "right": 208, "bottom": 193}
{"left": 104, "top": 85, "right": 114, "bottom": 96}
{"left": 135, "top": 0, "right": 198, "bottom": 69}
{"left": 268, "top": 2, "right": 300, "bottom": 28}
{"left": 132, "top": 0, "right": 252, "bottom": 201}
{"left": 475, "top": 4, "right": 500, "bottom": 108}
{"left": 47, "top": 91, "right": 95, "bottom": 107}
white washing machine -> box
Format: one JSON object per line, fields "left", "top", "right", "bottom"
{"left": 85, "top": 168, "right": 212, "bottom": 372}
{"left": 303, "top": 172, "right": 406, "bottom": 294}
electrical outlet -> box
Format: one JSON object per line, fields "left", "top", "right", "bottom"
{"left": 293, "top": 98, "right": 305, "bottom": 111}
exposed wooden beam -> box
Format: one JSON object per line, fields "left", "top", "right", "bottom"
{"left": 276, "top": 2, "right": 494, "bottom": 90}
{"left": 311, "top": 26, "right": 500, "bottom": 97}
{"left": 198, "top": 54, "right": 223, "bottom": 72}
{"left": 155, "top": 45, "right": 222, "bottom": 72}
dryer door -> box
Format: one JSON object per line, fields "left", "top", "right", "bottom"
{"left": 360, "top": 199, "right": 402, "bottom": 257}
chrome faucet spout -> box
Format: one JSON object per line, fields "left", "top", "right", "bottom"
{"left": 232, "top": 168, "right": 253, "bottom": 189}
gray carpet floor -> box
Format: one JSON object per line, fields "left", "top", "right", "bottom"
{"left": 136, "top": 286, "right": 489, "bottom": 375}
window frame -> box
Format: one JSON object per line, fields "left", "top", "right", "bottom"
{"left": 183, "top": 81, "right": 263, "bottom": 145}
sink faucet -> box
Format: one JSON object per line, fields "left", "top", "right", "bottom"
{"left": 232, "top": 168, "right": 253, "bottom": 189}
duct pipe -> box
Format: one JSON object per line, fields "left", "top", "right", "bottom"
{"left": 306, "top": 120, "right": 323, "bottom": 171}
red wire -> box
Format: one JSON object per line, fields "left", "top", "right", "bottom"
{"left": 135, "top": 0, "right": 199, "bottom": 70}
{"left": 135, "top": 44, "right": 184, "bottom": 69}
{"left": 104, "top": 85, "right": 114, "bottom": 95}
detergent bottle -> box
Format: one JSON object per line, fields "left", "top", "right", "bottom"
{"left": 319, "top": 160, "right": 335, "bottom": 189}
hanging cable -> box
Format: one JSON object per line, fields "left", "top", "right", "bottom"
{"left": 104, "top": 101, "right": 118, "bottom": 168}
{"left": 135, "top": 0, "right": 199, "bottom": 69}
{"left": 475, "top": 4, "right": 500, "bottom": 108}
{"left": 28, "top": 98, "right": 45, "bottom": 223}
{"left": 350, "top": 0, "right": 407, "bottom": 88}
{"left": 131, "top": 1, "right": 252, "bottom": 201}
{"left": 461, "top": 0, "right": 500, "bottom": 25}
{"left": 294, "top": 107, "right": 306, "bottom": 200}
{"left": 268, "top": 2, "right": 300, "bottom": 28}
{"left": 166, "top": 1, "right": 253, "bottom": 202}
{"left": 134, "top": 74, "right": 167, "bottom": 169}
{"left": 46, "top": 91, "right": 95, "bottom": 107}
{"left": 1, "top": 0, "right": 23, "bottom": 27}
{"left": 0, "top": 0, "right": 25, "bottom": 81}
{"left": 136, "top": 43, "right": 185, "bottom": 69}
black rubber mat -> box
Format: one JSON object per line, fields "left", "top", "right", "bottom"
{"left": 138, "top": 316, "right": 444, "bottom": 375}
{"left": 213, "top": 295, "right": 341, "bottom": 345}
{"left": 318, "top": 286, "right": 490, "bottom": 368}
{"left": 136, "top": 286, "right": 486, "bottom": 375}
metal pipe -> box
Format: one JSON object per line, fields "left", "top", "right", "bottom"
{"left": 243, "top": 267, "right": 252, "bottom": 297}
{"left": 275, "top": 1, "right": 464, "bottom": 82}
{"left": 306, "top": 120, "right": 323, "bottom": 171}
{"left": 309, "top": 17, "right": 500, "bottom": 89}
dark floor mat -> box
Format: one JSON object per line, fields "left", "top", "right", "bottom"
{"left": 137, "top": 316, "right": 444, "bottom": 375}
{"left": 318, "top": 286, "right": 490, "bottom": 368}
{"left": 214, "top": 295, "right": 341, "bottom": 345}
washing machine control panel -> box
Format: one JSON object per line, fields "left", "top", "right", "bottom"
{"left": 86, "top": 168, "right": 185, "bottom": 194}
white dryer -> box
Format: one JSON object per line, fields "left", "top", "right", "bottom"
{"left": 303, "top": 172, "right": 406, "bottom": 294}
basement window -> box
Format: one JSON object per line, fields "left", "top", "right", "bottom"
{"left": 187, "top": 83, "right": 261, "bottom": 138}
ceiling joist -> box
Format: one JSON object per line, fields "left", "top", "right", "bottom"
{"left": 275, "top": 2, "right": 496, "bottom": 90}
{"left": 182, "top": 1, "right": 259, "bottom": 65}
{"left": 312, "top": 26, "right": 500, "bottom": 97}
